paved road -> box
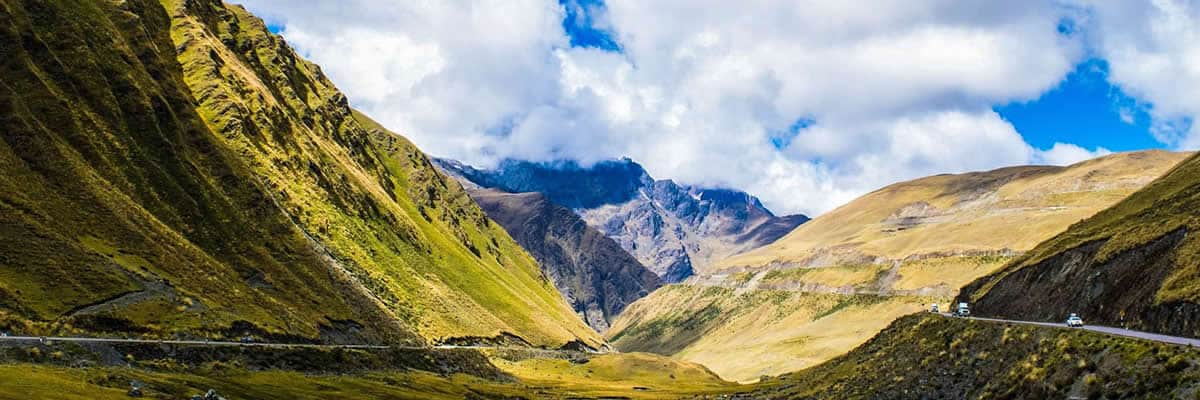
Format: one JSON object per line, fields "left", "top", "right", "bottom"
{"left": 936, "top": 313, "right": 1200, "bottom": 347}
{"left": 0, "top": 335, "right": 599, "bottom": 353}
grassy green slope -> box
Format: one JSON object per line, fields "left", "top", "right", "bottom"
{"left": 0, "top": 0, "right": 406, "bottom": 343}
{"left": 0, "top": 351, "right": 739, "bottom": 400}
{"left": 0, "top": 0, "right": 598, "bottom": 348}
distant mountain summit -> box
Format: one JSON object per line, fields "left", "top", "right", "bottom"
{"left": 435, "top": 158, "right": 809, "bottom": 282}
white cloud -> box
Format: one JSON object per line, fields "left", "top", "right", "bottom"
{"left": 1072, "top": 0, "right": 1200, "bottom": 149}
{"left": 238, "top": 0, "right": 1096, "bottom": 216}
{"left": 1034, "top": 142, "right": 1113, "bottom": 166}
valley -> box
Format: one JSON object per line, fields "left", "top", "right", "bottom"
{"left": 2, "top": 0, "right": 1200, "bottom": 398}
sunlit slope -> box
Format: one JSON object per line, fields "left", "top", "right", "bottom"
{"left": 610, "top": 151, "right": 1186, "bottom": 381}
{"left": 719, "top": 150, "right": 1188, "bottom": 271}
{"left": 0, "top": 0, "right": 408, "bottom": 343}
{"left": 608, "top": 285, "right": 927, "bottom": 381}
{"left": 963, "top": 151, "right": 1200, "bottom": 337}
{"left": 0, "top": 0, "right": 599, "bottom": 348}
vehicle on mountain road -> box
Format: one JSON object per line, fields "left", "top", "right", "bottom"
{"left": 955, "top": 302, "right": 970, "bottom": 317}
{"left": 1066, "top": 314, "right": 1084, "bottom": 327}
{"left": 929, "top": 303, "right": 939, "bottom": 313}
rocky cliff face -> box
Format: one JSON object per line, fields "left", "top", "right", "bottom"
{"left": 469, "top": 190, "right": 662, "bottom": 332}
{"left": 0, "top": 0, "right": 600, "bottom": 348}
{"left": 434, "top": 158, "right": 808, "bottom": 282}
{"left": 962, "top": 152, "right": 1200, "bottom": 338}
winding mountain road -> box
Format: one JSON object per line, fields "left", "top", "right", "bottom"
{"left": 938, "top": 313, "right": 1200, "bottom": 347}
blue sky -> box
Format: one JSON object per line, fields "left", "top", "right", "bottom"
{"left": 995, "top": 59, "right": 1163, "bottom": 153}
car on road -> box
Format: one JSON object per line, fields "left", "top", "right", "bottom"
{"left": 929, "top": 303, "right": 939, "bottom": 313}
{"left": 1066, "top": 313, "right": 1084, "bottom": 328}
{"left": 239, "top": 336, "right": 254, "bottom": 344}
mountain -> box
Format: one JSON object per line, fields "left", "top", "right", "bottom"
{"left": 961, "top": 151, "right": 1200, "bottom": 338}
{"left": 607, "top": 150, "right": 1189, "bottom": 381}
{"left": 434, "top": 158, "right": 810, "bottom": 282}
{"left": 0, "top": 0, "right": 598, "bottom": 349}
{"left": 457, "top": 188, "right": 662, "bottom": 332}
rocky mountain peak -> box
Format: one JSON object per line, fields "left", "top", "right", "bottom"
{"left": 434, "top": 157, "right": 809, "bottom": 281}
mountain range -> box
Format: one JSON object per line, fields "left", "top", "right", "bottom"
{"left": 434, "top": 158, "right": 809, "bottom": 282}
{"left": 3, "top": 0, "right": 1200, "bottom": 398}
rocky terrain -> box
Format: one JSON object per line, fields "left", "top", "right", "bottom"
{"left": 962, "top": 151, "right": 1200, "bottom": 339}
{"left": 608, "top": 150, "right": 1190, "bottom": 381}
{"left": 435, "top": 158, "right": 809, "bottom": 282}
{"left": 468, "top": 189, "right": 662, "bottom": 332}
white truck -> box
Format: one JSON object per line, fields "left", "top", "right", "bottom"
{"left": 955, "top": 302, "right": 970, "bottom": 317}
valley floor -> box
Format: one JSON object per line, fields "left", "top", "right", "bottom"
{"left": 0, "top": 341, "right": 740, "bottom": 400}
{"left": 4, "top": 313, "right": 1199, "bottom": 399}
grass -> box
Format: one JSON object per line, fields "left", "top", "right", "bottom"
{"left": 0, "top": 0, "right": 598, "bottom": 349}
{"left": 760, "top": 264, "right": 889, "bottom": 289}
{"left": 892, "top": 255, "right": 1013, "bottom": 292}
{"left": 971, "top": 151, "right": 1200, "bottom": 304}
{"left": 607, "top": 285, "right": 932, "bottom": 382}
{"left": 718, "top": 150, "right": 1188, "bottom": 271}
{"left": 493, "top": 352, "right": 740, "bottom": 398}
{"left": 0, "top": 349, "right": 740, "bottom": 400}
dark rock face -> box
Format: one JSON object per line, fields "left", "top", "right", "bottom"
{"left": 434, "top": 158, "right": 809, "bottom": 282}
{"left": 469, "top": 190, "right": 662, "bottom": 332}
{"left": 961, "top": 228, "right": 1200, "bottom": 338}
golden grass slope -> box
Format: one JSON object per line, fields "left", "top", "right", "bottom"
{"left": 607, "top": 285, "right": 930, "bottom": 382}
{"left": 610, "top": 151, "right": 1187, "bottom": 382}
{"left": 719, "top": 150, "right": 1189, "bottom": 271}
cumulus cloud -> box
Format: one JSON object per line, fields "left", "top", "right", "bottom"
{"left": 1034, "top": 143, "right": 1113, "bottom": 166}
{"left": 1072, "top": 0, "right": 1200, "bottom": 149}
{"left": 239, "top": 0, "right": 1107, "bottom": 216}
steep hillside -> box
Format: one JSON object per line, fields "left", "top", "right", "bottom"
{"left": 742, "top": 314, "right": 1200, "bottom": 399}
{"left": 0, "top": 0, "right": 599, "bottom": 348}
{"left": 435, "top": 158, "right": 809, "bottom": 282}
{"left": 962, "top": 152, "right": 1200, "bottom": 338}
{"left": 720, "top": 150, "right": 1189, "bottom": 273}
{"left": 609, "top": 151, "right": 1188, "bottom": 381}
{"left": 467, "top": 189, "right": 662, "bottom": 332}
